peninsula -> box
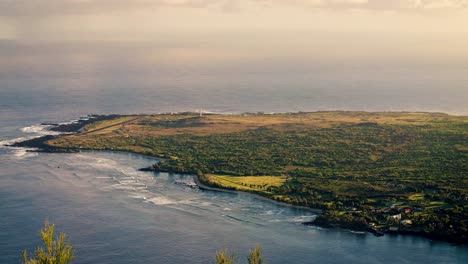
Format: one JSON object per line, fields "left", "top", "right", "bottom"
{"left": 14, "top": 112, "right": 468, "bottom": 243}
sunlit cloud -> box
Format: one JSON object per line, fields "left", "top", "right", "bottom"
{"left": 0, "top": 0, "right": 466, "bottom": 18}
{"left": 0, "top": 0, "right": 467, "bottom": 60}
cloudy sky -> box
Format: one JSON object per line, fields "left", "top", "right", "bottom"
{"left": 0, "top": 0, "right": 467, "bottom": 61}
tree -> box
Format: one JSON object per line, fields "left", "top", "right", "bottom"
{"left": 247, "top": 245, "right": 265, "bottom": 264}
{"left": 22, "top": 221, "right": 74, "bottom": 264}
{"left": 215, "top": 245, "right": 267, "bottom": 264}
{"left": 214, "top": 249, "right": 235, "bottom": 264}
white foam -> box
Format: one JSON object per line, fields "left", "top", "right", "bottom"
{"left": 13, "top": 148, "right": 38, "bottom": 158}
{"left": 119, "top": 179, "right": 139, "bottom": 184}
{"left": 56, "top": 117, "right": 90, "bottom": 126}
{"left": 108, "top": 184, "right": 136, "bottom": 191}
{"left": 20, "top": 125, "right": 47, "bottom": 134}
{"left": 130, "top": 194, "right": 147, "bottom": 200}
{"left": 146, "top": 196, "right": 175, "bottom": 205}
{"left": 87, "top": 159, "right": 118, "bottom": 169}
{"left": 0, "top": 136, "right": 37, "bottom": 147}
{"left": 20, "top": 124, "right": 61, "bottom": 136}
{"left": 288, "top": 215, "right": 316, "bottom": 223}
{"left": 0, "top": 135, "right": 44, "bottom": 159}
{"left": 0, "top": 123, "right": 70, "bottom": 159}
{"left": 349, "top": 230, "right": 366, "bottom": 235}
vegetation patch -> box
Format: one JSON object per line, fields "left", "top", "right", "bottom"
{"left": 205, "top": 175, "right": 287, "bottom": 192}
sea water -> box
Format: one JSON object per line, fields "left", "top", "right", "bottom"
{"left": 1, "top": 42, "right": 467, "bottom": 263}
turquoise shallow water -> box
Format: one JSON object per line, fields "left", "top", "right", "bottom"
{"left": 0, "top": 44, "right": 467, "bottom": 263}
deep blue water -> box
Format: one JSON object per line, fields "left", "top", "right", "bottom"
{"left": 1, "top": 43, "right": 467, "bottom": 263}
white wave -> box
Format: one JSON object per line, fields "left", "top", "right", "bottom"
{"left": 268, "top": 219, "right": 282, "bottom": 223}
{"left": 287, "top": 215, "right": 316, "bottom": 223}
{"left": 177, "top": 199, "right": 197, "bottom": 205}
{"left": 56, "top": 117, "right": 90, "bottom": 126}
{"left": 20, "top": 124, "right": 61, "bottom": 136}
{"left": 85, "top": 158, "right": 118, "bottom": 169}
{"left": 108, "top": 184, "right": 136, "bottom": 191}
{"left": 20, "top": 124, "right": 47, "bottom": 134}
{"left": 118, "top": 179, "right": 139, "bottom": 184}
{"left": 0, "top": 123, "right": 69, "bottom": 155}
{"left": 3, "top": 116, "right": 88, "bottom": 151}
{"left": 13, "top": 148, "right": 38, "bottom": 158}
{"left": 348, "top": 230, "right": 366, "bottom": 235}
{"left": 118, "top": 170, "right": 140, "bottom": 177}
{"left": 13, "top": 148, "right": 27, "bottom": 157}
{"left": 0, "top": 136, "right": 37, "bottom": 147}
{"left": 197, "top": 201, "right": 212, "bottom": 207}
{"left": 130, "top": 183, "right": 147, "bottom": 187}
{"left": 57, "top": 121, "right": 76, "bottom": 126}
{"left": 130, "top": 194, "right": 147, "bottom": 200}
{"left": 146, "top": 196, "right": 175, "bottom": 205}
{"left": 0, "top": 135, "right": 43, "bottom": 159}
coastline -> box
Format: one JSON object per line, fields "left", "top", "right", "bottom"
{"left": 8, "top": 112, "right": 467, "bottom": 245}
{"left": 9, "top": 137, "right": 467, "bottom": 244}
{"left": 193, "top": 175, "right": 323, "bottom": 214}
{"left": 168, "top": 175, "right": 468, "bottom": 244}
{"left": 11, "top": 132, "right": 466, "bottom": 244}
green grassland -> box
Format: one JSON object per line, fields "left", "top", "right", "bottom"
{"left": 44, "top": 111, "right": 468, "bottom": 242}
{"left": 205, "top": 175, "right": 287, "bottom": 193}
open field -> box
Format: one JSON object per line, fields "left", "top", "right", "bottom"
{"left": 205, "top": 175, "right": 287, "bottom": 192}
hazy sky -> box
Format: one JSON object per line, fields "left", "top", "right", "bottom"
{"left": 0, "top": 0, "right": 467, "bottom": 60}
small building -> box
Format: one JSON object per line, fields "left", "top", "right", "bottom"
{"left": 402, "top": 207, "right": 412, "bottom": 214}
{"left": 401, "top": 219, "right": 413, "bottom": 226}
{"left": 387, "top": 214, "right": 402, "bottom": 221}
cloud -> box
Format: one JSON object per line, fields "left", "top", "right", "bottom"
{"left": 0, "top": 0, "right": 174, "bottom": 18}
{"left": 286, "top": 0, "right": 468, "bottom": 10}
{"left": 0, "top": 0, "right": 466, "bottom": 18}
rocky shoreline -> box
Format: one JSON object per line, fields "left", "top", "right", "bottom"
{"left": 8, "top": 115, "right": 124, "bottom": 151}
{"left": 302, "top": 218, "right": 467, "bottom": 244}
{"left": 10, "top": 134, "right": 73, "bottom": 153}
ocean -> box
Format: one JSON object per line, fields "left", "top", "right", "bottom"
{"left": 0, "top": 42, "right": 467, "bottom": 263}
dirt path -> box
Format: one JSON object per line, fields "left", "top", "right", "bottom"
{"left": 79, "top": 117, "right": 143, "bottom": 136}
